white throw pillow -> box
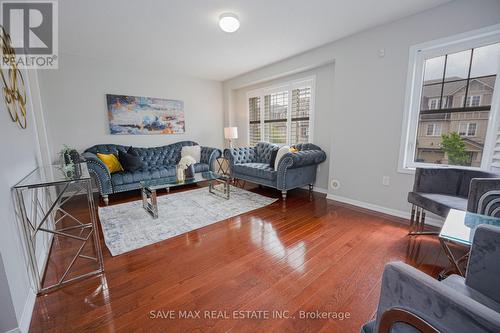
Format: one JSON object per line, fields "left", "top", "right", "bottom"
{"left": 181, "top": 145, "right": 201, "bottom": 163}
{"left": 274, "top": 145, "right": 290, "bottom": 171}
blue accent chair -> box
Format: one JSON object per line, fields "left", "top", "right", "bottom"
{"left": 361, "top": 224, "right": 500, "bottom": 333}
{"left": 224, "top": 142, "right": 326, "bottom": 200}
{"left": 83, "top": 141, "right": 221, "bottom": 205}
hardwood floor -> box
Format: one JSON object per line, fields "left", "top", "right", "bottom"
{"left": 29, "top": 184, "right": 453, "bottom": 332}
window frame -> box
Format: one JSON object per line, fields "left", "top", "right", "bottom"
{"left": 457, "top": 122, "right": 478, "bottom": 137}
{"left": 425, "top": 123, "right": 442, "bottom": 137}
{"left": 398, "top": 24, "right": 500, "bottom": 174}
{"left": 462, "top": 95, "right": 482, "bottom": 107}
{"left": 246, "top": 76, "right": 316, "bottom": 146}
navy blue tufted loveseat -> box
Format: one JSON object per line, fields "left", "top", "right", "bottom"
{"left": 224, "top": 142, "right": 326, "bottom": 200}
{"left": 83, "top": 141, "right": 221, "bottom": 205}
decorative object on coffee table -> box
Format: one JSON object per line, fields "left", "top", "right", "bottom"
{"left": 178, "top": 155, "right": 196, "bottom": 179}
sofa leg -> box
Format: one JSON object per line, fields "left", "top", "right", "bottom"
{"left": 103, "top": 195, "right": 109, "bottom": 206}
{"left": 308, "top": 184, "right": 313, "bottom": 201}
{"left": 281, "top": 190, "right": 287, "bottom": 201}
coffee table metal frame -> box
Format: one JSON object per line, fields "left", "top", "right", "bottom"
{"left": 141, "top": 172, "right": 230, "bottom": 219}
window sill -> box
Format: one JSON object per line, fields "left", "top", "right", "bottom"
{"left": 398, "top": 164, "right": 488, "bottom": 175}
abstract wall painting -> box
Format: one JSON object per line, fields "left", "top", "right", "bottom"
{"left": 106, "top": 94, "right": 185, "bottom": 135}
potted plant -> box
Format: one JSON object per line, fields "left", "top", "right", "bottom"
{"left": 178, "top": 156, "right": 196, "bottom": 179}
{"left": 60, "top": 145, "right": 82, "bottom": 178}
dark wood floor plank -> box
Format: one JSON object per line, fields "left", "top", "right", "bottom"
{"left": 29, "top": 186, "right": 449, "bottom": 333}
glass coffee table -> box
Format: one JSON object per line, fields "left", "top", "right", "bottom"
{"left": 439, "top": 209, "right": 500, "bottom": 278}
{"left": 140, "top": 171, "right": 230, "bottom": 219}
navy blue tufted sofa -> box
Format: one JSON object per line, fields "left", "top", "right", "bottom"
{"left": 83, "top": 141, "right": 221, "bottom": 205}
{"left": 224, "top": 142, "right": 326, "bottom": 200}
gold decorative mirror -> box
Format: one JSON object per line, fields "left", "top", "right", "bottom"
{"left": 0, "top": 25, "right": 27, "bottom": 129}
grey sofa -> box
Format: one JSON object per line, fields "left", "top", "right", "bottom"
{"left": 83, "top": 141, "right": 221, "bottom": 205}
{"left": 224, "top": 142, "right": 326, "bottom": 200}
{"left": 361, "top": 224, "right": 500, "bottom": 333}
{"left": 408, "top": 168, "right": 500, "bottom": 235}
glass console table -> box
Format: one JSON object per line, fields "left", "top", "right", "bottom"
{"left": 439, "top": 209, "right": 500, "bottom": 278}
{"left": 13, "top": 164, "right": 104, "bottom": 294}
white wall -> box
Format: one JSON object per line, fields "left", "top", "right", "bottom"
{"left": 0, "top": 69, "right": 47, "bottom": 332}
{"left": 38, "top": 53, "right": 224, "bottom": 160}
{"left": 231, "top": 64, "right": 334, "bottom": 190}
{"left": 224, "top": 0, "right": 500, "bottom": 218}
{"left": 0, "top": 254, "right": 17, "bottom": 332}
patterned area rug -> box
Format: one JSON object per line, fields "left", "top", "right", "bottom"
{"left": 98, "top": 186, "right": 277, "bottom": 256}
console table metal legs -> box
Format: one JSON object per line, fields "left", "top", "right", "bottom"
{"left": 14, "top": 178, "right": 104, "bottom": 294}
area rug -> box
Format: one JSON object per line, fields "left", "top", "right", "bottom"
{"left": 98, "top": 186, "right": 277, "bottom": 256}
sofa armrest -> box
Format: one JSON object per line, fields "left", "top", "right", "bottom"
{"left": 467, "top": 178, "right": 500, "bottom": 215}
{"left": 373, "top": 262, "right": 500, "bottom": 333}
{"left": 466, "top": 225, "right": 500, "bottom": 304}
{"left": 276, "top": 150, "right": 326, "bottom": 170}
{"left": 200, "top": 146, "right": 221, "bottom": 171}
{"left": 223, "top": 147, "right": 257, "bottom": 166}
{"left": 82, "top": 152, "right": 113, "bottom": 195}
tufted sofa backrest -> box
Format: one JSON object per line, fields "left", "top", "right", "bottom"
{"left": 293, "top": 143, "right": 322, "bottom": 151}
{"left": 85, "top": 141, "right": 199, "bottom": 168}
{"left": 255, "top": 142, "right": 280, "bottom": 164}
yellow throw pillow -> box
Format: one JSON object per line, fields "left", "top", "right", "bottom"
{"left": 289, "top": 147, "right": 299, "bottom": 153}
{"left": 97, "top": 153, "right": 123, "bottom": 173}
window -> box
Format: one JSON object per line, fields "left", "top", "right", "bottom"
{"left": 428, "top": 97, "right": 451, "bottom": 110}
{"left": 247, "top": 77, "right": 314, "bottom": 146}
{"left": 459, "top": 122, "right": 477, "bottom": 136}
{"left": 400, "top": 26, "right": 500, "bottom": 171}
{"left": 426, "top": 123, "right": 442, "bottom": 136}
{"left": 465, "top": 95, "right": 481, "bottom": 107}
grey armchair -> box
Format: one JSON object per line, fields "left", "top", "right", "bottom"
{"left": 361, "top": 224, "right": 500, "bottom": 333}
{"left": 408, "top": 168, "right": 500, "bottom": 235}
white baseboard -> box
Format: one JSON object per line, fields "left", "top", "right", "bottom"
{"left": 326, "top": 193, "right": 444, "bottom": 228}
{"left": 300, "top": 185, "right": 328, "bottom": 194}
{"left": 5, "top": 327, "right": 21, "bottom": 333}
{"left": 17, "top": 288, "right": 36, "bottom": 333}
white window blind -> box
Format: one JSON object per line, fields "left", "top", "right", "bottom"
{"left": 263, "top": 91, "right": 288, "bottom": 144}
{"left": 291, "top": 87, "right": 311, "bottom": 144}
{"left": 247, "top": 77, "right": 314, "bottom": 146}
{"left": 249, "top": 97, "right": 261, "bottom": 146}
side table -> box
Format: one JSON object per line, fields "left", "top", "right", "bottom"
{"left": 438, "top": 209, "right": 500, "bottom": 279}
{"left": 215, "top": 156, "right": 230, "bottom": 176}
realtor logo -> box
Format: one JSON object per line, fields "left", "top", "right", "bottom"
{"left": 1, "top": 0, "right": 58, "bottom": 68}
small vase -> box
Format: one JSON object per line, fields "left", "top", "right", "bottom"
{"left": 185, "top": 164, "right": 195, "bottom": 179}
{"left": 176, "top": 166, "right": 185, "bottom": 182}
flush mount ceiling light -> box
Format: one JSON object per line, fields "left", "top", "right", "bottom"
{"left": 219, "top": 13, "right": 240, "bottom": 33}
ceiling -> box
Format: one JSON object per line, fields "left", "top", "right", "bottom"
{"left": 59, "top": 0, "right": 451, "bottom": 81}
